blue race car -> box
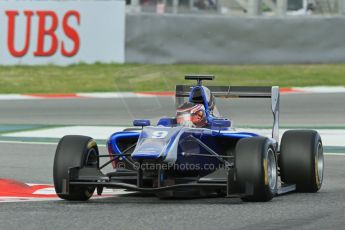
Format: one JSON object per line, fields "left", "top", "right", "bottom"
{"left": 53, "top": 75, "right": 324, "bottom": 202}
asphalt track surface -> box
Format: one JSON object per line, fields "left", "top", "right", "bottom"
{"left": 0, "top": 143, "right": 344, "bottom": 230}
{"left": 0, "top": 93, "right": 345, "bottom": 230}
{"left": 0, "top": 93, "right": 344, "bottom": 126}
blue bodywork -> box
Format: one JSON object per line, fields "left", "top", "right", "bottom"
{"left": 107, "top": 126, "right": 258, "bottom": 175}
{"left": 107, "top": 83, "right": 261, "bottom": 175}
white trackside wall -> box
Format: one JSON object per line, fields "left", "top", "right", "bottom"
{"left": 0, "top": 0, "right": 125, "bottom": 65}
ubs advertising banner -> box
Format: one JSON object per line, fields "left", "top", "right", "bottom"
{"left": 0, "top": 0, "right": 125, "bottom": 65}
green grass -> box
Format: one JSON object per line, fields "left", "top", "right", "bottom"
{"left": 1, "top": 63, "right": 345, "bottom": 93}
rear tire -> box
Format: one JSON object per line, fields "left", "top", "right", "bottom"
{"left": 235, "top": 137, "right": 278, "bottom": 202}
{"left": 280, "top": 130, "right": 324, "bottom": 192}
{"left": 53, "top": 135, "right": 99, "bottom": 201}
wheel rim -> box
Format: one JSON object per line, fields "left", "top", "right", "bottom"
{"left": 86, "top": 148, "right": 98, "bottom": 167}
{"left": 267, "top": 148, "right": 277, "bottom": 191}
{"left": 316, "top": 141, "right": 324, "bottom": 187}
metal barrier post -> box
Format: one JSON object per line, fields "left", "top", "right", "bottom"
{"left": 130, "top": 0, "right": 141, "bottom": 13}
{"left": 217, "top": 0, "right": 225, "bottom": 13}
{"left": 248, "top": 0, "right": 262, "bottom": 16}
{"left": 276, "top": 0, "right": 287, "bottom": 16}
{"left": 189, "top": 0, "right": 194, "bottom": 10}
{"left": 339, "top": 0, "right": 345, "bottom": 15}
{"left": 173, "top": 0, "right": 179, "bottom": 14}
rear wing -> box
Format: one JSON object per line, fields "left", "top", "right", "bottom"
{"left": 175, "top": 85, "right": 280, "bottom": 142}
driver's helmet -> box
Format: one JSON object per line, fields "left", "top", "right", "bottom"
{"left": 176, "top": 102, "right": 207, "bottom": 128}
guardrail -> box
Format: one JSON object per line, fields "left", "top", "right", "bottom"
{"left": 127, "top": 0, "right": 345, "bottom": 16}
{"left": 126, "top": 14, "right": 345, "bottom": 64}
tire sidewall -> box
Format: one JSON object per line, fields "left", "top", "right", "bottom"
{"left": 235, "top": 137, "right": 277, "bottom": 201}
{"left": 280, "top": 130, "right": 323, "bottom": 192}
{"left": 53, "top": 135, "right": 98, "bottom": 200}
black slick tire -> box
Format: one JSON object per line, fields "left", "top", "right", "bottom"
{"left": 53, "top": 135, "right": 99, "bottom": 201}
{"left": 235, "top": 137, "right": 278, "bottom": 202}
{"left": 280, "top": 130, "right": 324, "bottom": 192}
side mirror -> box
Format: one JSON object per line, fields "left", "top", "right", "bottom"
{"left": 133, "top": 119, "right": 151, "bottom": 127}
{"left": 211, "top": 118, "right": 231, "bottom": 130}
{"left": 157, "top": 117, "right": 176, "bottom": 127}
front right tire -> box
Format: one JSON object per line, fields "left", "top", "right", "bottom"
{"left": 235, "top": 137, "right": 278, "bottom": 202}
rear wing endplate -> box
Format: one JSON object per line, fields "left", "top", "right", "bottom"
{"left": 175, "top": 85, "right": 280, "bottom": 142}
